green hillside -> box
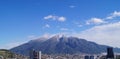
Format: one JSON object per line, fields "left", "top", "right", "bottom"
{"left": 0, "top": 49, "right": 15, "bottom": 59}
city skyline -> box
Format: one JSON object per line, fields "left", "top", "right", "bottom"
{"left": 0, "top": 0, "right": 120, "bottom": 49}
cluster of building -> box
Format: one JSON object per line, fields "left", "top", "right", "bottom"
{"left": 0, "top": 47, "right": 120, "bottom": 59}
{"left": 29, "top": 47, "right": 120, "bottom": 59}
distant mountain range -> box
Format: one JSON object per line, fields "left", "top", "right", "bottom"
{"left": 10, "top": 35, "right": 120, "bottom": 56}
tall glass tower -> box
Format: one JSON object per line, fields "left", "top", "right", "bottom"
{"left": 106, "top": 47, "right": 114, "bottom": 59}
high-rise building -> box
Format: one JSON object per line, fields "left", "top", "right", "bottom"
{"left": 33, "top": 50, "right": 39, "bottom": 59}
{"left": 39, "top": 51, "right": 41, "bottom": 59}
{"left": 30, "top": 49, "right": 34, "bottom": 59}
{"left": 30, "top": 49, "right": 41, "bottom": 59}
{"left": 85, "top": 56, "right": 89, "bottom": 59}
{"left": 106, "top": 47, "right": 114, "bottom": 59}
{"left": 90, "top": 56, "right": 94, "bottom": 59}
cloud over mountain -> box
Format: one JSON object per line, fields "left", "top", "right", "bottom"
{"left": 74, "top": 22, "right": 120, "bottom": 47}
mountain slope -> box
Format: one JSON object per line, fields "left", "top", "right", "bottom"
{"left": 10, "top": 35, "right": 120, "bottom": 56}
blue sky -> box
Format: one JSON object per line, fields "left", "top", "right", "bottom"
{"left": 1, "top": 0, "right": 120, "bottom": 49}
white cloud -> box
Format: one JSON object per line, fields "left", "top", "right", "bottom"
{"left": 106, "top": 11, "right": 120, "bottom": 19}
{"left": 73, "top": 22, "right": 120, "bottom": 47}
{"left": 86, "top": 18, "right": 105, "bottom": 25}
{"left": 73, "top": 21, "right": 83, "bottom": 27}
{"left": 45, "top": 24, "right": 50, "bottom": 28}
{"left": 1, "top": 33, "right": 53, "bottom": 49}
{"left": 86, "top": 11, "right": 120, "bottom": 25}
{"left": 60, "top": 28, "right": 69, "bottom": 31}
{"left": 41, "top": 33, "right": 52, "bottom": 38}
{"left": 69, "top": 5, "right": 76, "bottom": 8}
{"left": 44, "top": 15, "right": 66, "bottom": 22}
{"left": 27, "top": 35, "right": 36, "bottom": 39}
{"left": 0, "top": 42, "right": 25, "bottom": 49}
{"left": 58, "top": 16, "right": 66, "bottom": 22}
{"left": 44, "top": 15, "right": 55, "bottom": 20}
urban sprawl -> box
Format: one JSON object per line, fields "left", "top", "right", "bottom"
{"left": 0, "top": 47, "right": 120, "bottom": 59}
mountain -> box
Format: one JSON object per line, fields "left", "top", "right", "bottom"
{"left": 10, "top": 35, "right": 120, "bottom": 56}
